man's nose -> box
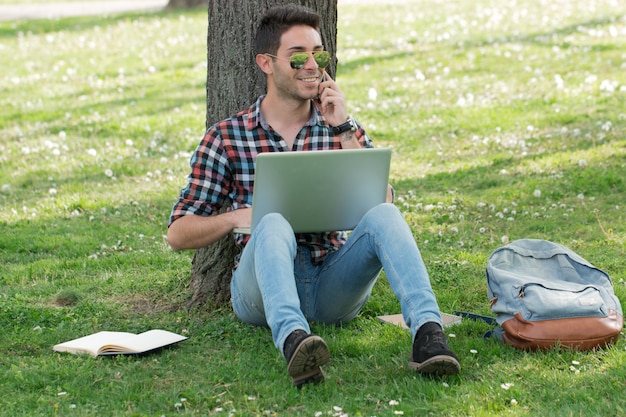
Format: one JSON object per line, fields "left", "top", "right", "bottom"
{"left": 302, "top": 53, "right": 319, "bottom": 69}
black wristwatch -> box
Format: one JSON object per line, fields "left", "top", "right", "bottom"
{"left": 332, "top": 116, "right": 357, "bottom": 135}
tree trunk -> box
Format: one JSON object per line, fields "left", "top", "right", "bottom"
{"left": 188, "top": 0, "right": 338, "bottom": 310}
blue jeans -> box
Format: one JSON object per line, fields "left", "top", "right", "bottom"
{"left": 230, "top": 203, "right": 443, "bottom": 357}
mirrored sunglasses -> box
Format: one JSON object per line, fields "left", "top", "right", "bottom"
{"left": 266, "top": 51, "right": 331, "bottom": 70}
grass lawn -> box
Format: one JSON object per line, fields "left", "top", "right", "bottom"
{"left": 1, "top": 0, "right": 625, "bottom": 416}
{"left": 0, "top": 0, "right": 152, "bottom": 4}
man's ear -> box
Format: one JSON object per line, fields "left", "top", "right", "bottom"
{"left": 255, "top": 54, "right": 273, "bottom": 75}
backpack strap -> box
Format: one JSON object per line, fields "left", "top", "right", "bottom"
{"left": 453, "top": 311, "right": 497, "bottom": 325}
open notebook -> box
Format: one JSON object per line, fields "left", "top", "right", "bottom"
{"left": 234, "top": 148, "right": 392, "bottom": 234}
{"left": 53, "top": 329, "right": 187, "bottom": 357}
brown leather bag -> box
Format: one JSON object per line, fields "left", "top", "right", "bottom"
{"left": 500, "top": 311, "right": 623, "bottom": 351}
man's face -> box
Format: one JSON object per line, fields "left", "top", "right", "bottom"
{"left": 270, "top": 25, "right": 325, "bottom": 101}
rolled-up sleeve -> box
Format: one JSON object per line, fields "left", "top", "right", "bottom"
{"left": 168, "top": 129, "right": 231, "bottom": 227}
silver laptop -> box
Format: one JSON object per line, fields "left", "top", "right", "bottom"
{"left": 234, "top": 148, "right": 391, "bottom": 234}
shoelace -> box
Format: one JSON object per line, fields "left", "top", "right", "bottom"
{"left": 417, "top": 331, "right": 447, "bottom": 353}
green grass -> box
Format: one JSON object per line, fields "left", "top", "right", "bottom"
{"left": 1, "top": 0, "right": 626, "bottom": 416}
{"left": 0, "top": 0, "right": 136, "bottom": 4}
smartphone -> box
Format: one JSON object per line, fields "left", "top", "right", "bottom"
{"left": 316, "top": 73, "right": 326, "bottom": 101}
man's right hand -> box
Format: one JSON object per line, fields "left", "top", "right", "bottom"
{"left": 229, "top": 206, "right": 252, "bottom": 231}
{"left": 167, "top": 207, "right": 252, "bottom": 251}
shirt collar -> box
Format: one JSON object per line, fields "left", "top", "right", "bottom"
{"left": 247, "top": 95, "right": 326, "bottom": 131}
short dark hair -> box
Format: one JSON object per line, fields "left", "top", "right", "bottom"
{"left": 254, "top": 4, "right": 320, "bottom": 56}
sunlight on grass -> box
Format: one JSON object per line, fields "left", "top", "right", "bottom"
{"left": 0, "top": 0, "right": 111, "bottom": 3}
{"left": 1, "top": 1, "right": 625, "bottom": 416}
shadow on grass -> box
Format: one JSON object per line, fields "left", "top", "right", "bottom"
{"left": 3, "top": 65, "right": 206, "bottom": 133}
{"left": 392, "top": 141, "right": 626, "bottom": 200}
{"left": 461, "top": 14, "right": 626, "bottom": 52}
{"left": 0, "top": 194, "right": 174, "bottom": 265}
{"left": 336, "top": 12, "right": 626, "bottom": 81}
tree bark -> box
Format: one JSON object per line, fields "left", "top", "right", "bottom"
{"left": 188, "top": 0, "right": 338, "bottom": 310}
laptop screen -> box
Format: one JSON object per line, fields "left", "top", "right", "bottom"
{"left": 241, "top": 148, "right": 391, "bottom": 234}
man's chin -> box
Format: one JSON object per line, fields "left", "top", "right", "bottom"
{"left": 302, "top": 89, "right": 320, "bottom": 101}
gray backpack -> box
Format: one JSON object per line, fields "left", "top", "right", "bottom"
{"left": 486, "top": 239, "right": 623, "bottom": 350}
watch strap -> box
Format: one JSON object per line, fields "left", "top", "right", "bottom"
{"left": 332, "top": 116, "right": 357, "bottom": 135}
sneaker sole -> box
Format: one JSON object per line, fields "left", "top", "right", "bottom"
{"left": 287, "top": 335, "right": 330, "bottom": 387}
{"left": 408, "top": 354, "right": 461, "bottom": 376}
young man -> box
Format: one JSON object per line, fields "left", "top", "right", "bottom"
{"left": 168, "top": 4, "right": 460, "bottom": 387}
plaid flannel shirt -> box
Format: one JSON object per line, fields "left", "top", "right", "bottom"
{"left": 169, "top": 95, "right": 373, "bottom": 266}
